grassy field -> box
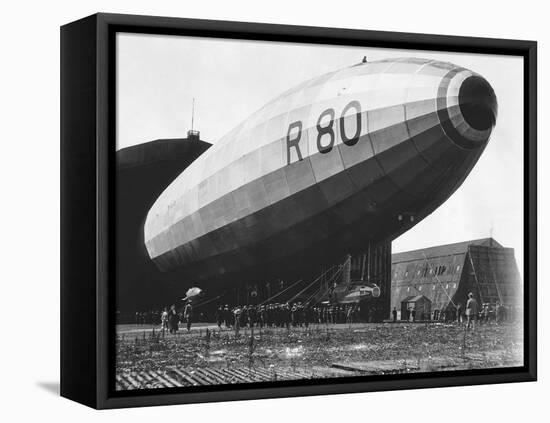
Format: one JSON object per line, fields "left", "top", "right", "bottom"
{"left": 115, "top": 322, "right": 523, "bottom": 390}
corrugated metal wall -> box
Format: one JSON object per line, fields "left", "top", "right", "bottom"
{"left": 462, "top": 246, "right": 522, "bottom": 306}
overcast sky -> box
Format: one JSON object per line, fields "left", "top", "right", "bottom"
{"left": 116, "top": 33, "right": 524, "bottom": 278}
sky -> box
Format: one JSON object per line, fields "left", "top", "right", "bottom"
{"left": 116, "top": 33, "right": 524, "bottom": 278}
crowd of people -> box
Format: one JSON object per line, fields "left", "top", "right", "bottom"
{"left": 128, "top": 302, "right": 363, "bottom": 333}
{"left": 214, "top": 303, "right": 361, "bottom": 330}
{"left": 126, "top": 293, "right": 520, "bottom": 334}
{"left": 127, "top": 303, "right": 196, "bottom": 334}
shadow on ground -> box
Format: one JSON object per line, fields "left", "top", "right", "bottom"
{"left": 36, "top": 381, "right": 60, "bottom": 396}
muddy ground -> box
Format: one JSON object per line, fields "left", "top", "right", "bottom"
{"left": 115, "top": 322, "right": 523, "bottom": 390}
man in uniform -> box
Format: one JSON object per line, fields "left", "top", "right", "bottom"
{"left": 168, "top": 304, "right": 179, "bottom": 334}
{"left": 290, "top": 303, "right": 298, "bottom": 327}
{"left": 233, "top": 306, "right": 242, "bottom": 335}
{"left": 284, "top": 303, "right": 291, "bottom": 329}
{"left": 222, "top": 305, "right": 229, "bottom": 328}
{"left": 304, "top": 305, "right": 312, "bottom": 328}
{"left": 183, "top": 300, "right": 194, "bottom": 332}
{"left": 482, "top": 303, "right": 490, "bottom": 324}
{"left": 243, "top": 305, "right": 249, "bottom": 328}
{"left": 495, "top": 302, "right": 503, "bottom": 324}
{"left": 456, "top": 302, "right": 463, "bottom": 324}
{"left": 215, "top": 305, "right": 224, "bottom": 329}
{"left": 248, "top": 305, "right": 257, "bottom": 328}
{"left": 465, "top": 292, "right": 479, "bottom": 331}
{"left": 161, "top": 307, "right": 169, "bottom": 334}
{"left": 392, "top": 307, "right": 398, "bottom": 322}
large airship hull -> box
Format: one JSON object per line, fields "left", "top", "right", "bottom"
{"left": 144, "top": 58, "right": 497, "bottom": 282}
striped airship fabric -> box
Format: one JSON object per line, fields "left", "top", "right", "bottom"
{"left": 144, "top": 58, "right": 497, "bottom": 277}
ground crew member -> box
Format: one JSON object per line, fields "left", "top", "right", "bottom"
{"left": 496, "top": 302, "right": 503, "bottom": 324}
{"left": 161, "top": 307, "right": 169, "bottom": 334}
{"left": 456, "top": 303, "right": 463, "bottom": 324}
{"left": 284, "top": 303, "right": 291, "bottom": 329}
{"left": 233, "top": 306, "right": 242, "bottom": 335}
{"left": 290, "top": 304, "right": 298, "bottom": 327}
{"left": 465, "top": 292, "right": 479, "bottom": 331}
{"left": 168, "top": 304, "right": 179, "bottom": 334}
{"left": 392, "top": 307, "right": 397, "bottom": 322}
{"left": 482, "top": 304, "right": 490, "bottom": 324}
{"left": 183, "top": 301, "right": 193, "bottom": 332}
{"left": 215, "top": 305, "right": 223, "bottom": 329}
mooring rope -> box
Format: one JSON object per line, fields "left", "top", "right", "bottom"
{"left": 304, "top": 264, "right": 345, "bottom": 305}
{"left": 258, "top": 278, "right": 303, "bottom": 305}
{"left": 192, "top": 295, "right": 223, "bottom": 309}
{"left": 422, "top": 252, "right": 456, "bottom": 308}
{"left": 286, "top": 262, "right": 342, "bottom": 304}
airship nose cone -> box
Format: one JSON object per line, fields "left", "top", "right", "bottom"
{"left": 458, "top": 75, "right": 498, "bottom": 131}
{"left": 439, "top": 72, "right": 497, "bottom": 149}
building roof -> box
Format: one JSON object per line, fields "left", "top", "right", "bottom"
{"left": 392, "top": 238, "right": 503, "bottom": 264}
{"left": 117, "top": 137, "right": 211, "bottom": 170}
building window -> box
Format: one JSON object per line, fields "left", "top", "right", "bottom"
{"left": 407, "top": 287, "right": 410, "bottom": 292}
{"left": 456, "top": 265, "right": 461, "bottom": 272}
{"left": 435, "top": 265, "right": 447, "bottom": 275}
{"left": 419, "top": 285, "right": 423, "bottom": 291}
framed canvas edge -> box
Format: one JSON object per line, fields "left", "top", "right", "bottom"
{"left": 87, "top": 12, "right": 537, "bottom": 409}
{"left": 60, "top": 13, "right": 100, "bottom": 409}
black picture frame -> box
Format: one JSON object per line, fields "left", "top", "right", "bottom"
{"left": 60, "top": 12, "right": 537, "bottom": 409}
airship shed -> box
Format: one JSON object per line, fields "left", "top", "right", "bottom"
{"left": 116, "top": 131, "right": 211, "bottom": 311}
{"left": 390, "top": 238, "right": 522, "bottom": 320}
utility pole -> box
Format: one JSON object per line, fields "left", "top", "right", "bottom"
{"left": 191, "top": 98, "right": 195, "bottom": 131}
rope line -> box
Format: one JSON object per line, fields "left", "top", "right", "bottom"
{"left": 259, "top": 278, "right": 303, "bottom": 305}
{"left": 467, "top": 247, "right": 485, "bottom": 303}
{"left": 305, "top": 264, "right": 345, "bottom": 305}
{"left": 422, "top": 253, "right": 456, "bottom": 308}
{"left": 192, "top": 295, "right": 222, "bottom": 309}
{"left": 287, "top": 262, "right": 342, "bottom": 304}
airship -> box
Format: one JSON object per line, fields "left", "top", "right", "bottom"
{"left": 143, "top": 57, "right": 498, "bottom": 296}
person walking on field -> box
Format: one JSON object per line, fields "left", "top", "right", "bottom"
{"left": 183, "top": 301, "right": 194, "bottom": 332}
{"left": 465, "top": 292, "right": 479, "bottom": 331}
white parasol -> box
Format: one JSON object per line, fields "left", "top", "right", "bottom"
{"left": 182, "top": 287, "right": 202, "bottom": 301}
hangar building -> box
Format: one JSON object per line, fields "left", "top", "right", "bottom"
{"left": 390, "top": 238, "right": 522, "bottom": 320}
